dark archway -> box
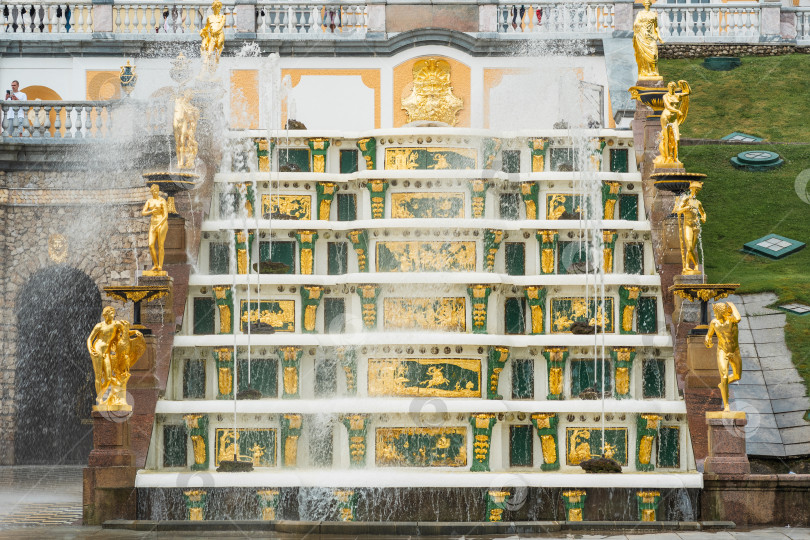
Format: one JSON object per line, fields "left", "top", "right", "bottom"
{"left": 14, "top": 265, "right": 102, "bottom": 464}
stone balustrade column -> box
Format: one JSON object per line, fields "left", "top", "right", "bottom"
{"left": 613, "top": 0, "right": 634, "bottom": 34}
{"left": 366, "top": 0, "right": 386, "bottom": 34}
{"left": 478, "top": 0, "right": 498, "bottom": 33}
{"left": 92, "top": 0, "right": 114, "bottom": 33}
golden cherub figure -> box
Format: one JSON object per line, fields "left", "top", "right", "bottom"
{"left": 633, "top": 0, "right": 664, "bottom": 81}
{"left": 173, "top": 89, "right": 200, "bottom": 170}
{"left": 87, "top": 307, "right": 146, "bottom": 411}
{"left": 200, "top": 0, "right": 226, "bottom": 68}
{"left": 655, "top": 80, "right": 691, "bottom": 169}
{"left": 705, "top": 301, "right": 742, "bottom": 412}
{"left": 673, "top": 181, "right": 706, "bottom": 275}
{"left": 142, "top": 184, "right": 169, "bottom": 276}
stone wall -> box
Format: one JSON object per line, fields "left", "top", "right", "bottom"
{"left": 0, "top": 169, "right": 153, "bottom": 464}
{"left": 660, "top": 44, "right": 808, "bottom": 59}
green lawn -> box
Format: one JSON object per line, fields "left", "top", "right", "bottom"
{"left": 678, "top": 144, "right": 810, "bottom": 394}
{"left": 659, "top": 55, "right": 810, "bottom": 142}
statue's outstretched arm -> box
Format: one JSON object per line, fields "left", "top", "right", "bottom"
{"left": 728, "top": 302, "right": 741, "bottom": 323}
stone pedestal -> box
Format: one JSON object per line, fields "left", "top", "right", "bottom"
{"left": 164, "top": 214, "right": 187, "bottom": 265}
{"left": 704, "top": 412, "right": 750, "bottom": 476}
{"left": 83, "top": 412, "right": 137, "bottom": 525}
{"left": 686, "top": 333, "right": 721, "bottom": 388}
{"left": 673, "top": 274, "right": 704, "bottom": 325}
{"left": 139, "top": 275, "right": 174, "bottom": 326}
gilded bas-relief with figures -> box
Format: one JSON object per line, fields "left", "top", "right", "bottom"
{"left": 368, "top": 358, "right": 481, "bottom": 398}
{"left": 215, "top": 428, "right": 276, "bottom": 467}
{"left": 376, "top": 241, "right": 476, "bottom": 272}
{"left": 240, "top": 300, "right": 295, "bottom": 333}
{"left": 383, "top": 297, "right": 466, "bottom": 331}
{"left": 385, "top": 148, "right": 477, "bottom": 170}
{"left": 376, "top": 427, "right": 467, "bottom": 467}
{"left": 551, "top": 297, "right": 614, "bottom": 333}
{"left": 390, "top": 192, "right": 465, "bottom": 219}
{"left": 566, "top": 427, "right": 628, "bottom": 466}
{"left": 261, "top": 195, "right": 312, "bottom": 220}
{"left": 547, "top": 194, "right": 585, "bottom": 220}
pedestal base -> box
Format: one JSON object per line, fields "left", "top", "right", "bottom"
{"left": 686, "top": 333, "right": 721, "bottom": 388}
{"left": 165, "top": 215, "right": 187, "bottom": 265}
{"left": 674, "top": 274, "right": 705, "bottom": 325}
{"left": 704, "top": 413, "right": 750, "bottom": 476}
{"left": 84, "top": 413, "right": 138, "bottom": 524}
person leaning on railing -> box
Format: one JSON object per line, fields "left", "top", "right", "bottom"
{"left": 4, "top": 80, "right": 27, "bottom": 136}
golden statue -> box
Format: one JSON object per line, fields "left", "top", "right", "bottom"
{"left": 401, "top": 58, "right": 463, "bottom": 126}
{"left": 173, "top": 89, "right": 200, "bottom": 170}
{"left": 87, "top": 306, "right": 146, "bottom": 411}
{"left": 655, "top": 80, "right": 691, "bottom": 169}
{"left": 633, "top": 0, "right": 664, "bottom": 81}
{"left": 705, "top": 302, "right": 742, "bottom": 412}
{"left": 142, "top": 184, "right": 169, "bottom": 276}
{"left": 672, "top": 181, "right": 706, "bottom": 275}
{"left": 200, "top": 0, "right": 226, "bottom": 67}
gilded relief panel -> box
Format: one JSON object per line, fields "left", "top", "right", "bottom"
{"left": 240, "top": 300, "right": 295, "bottom": 333}
{"left": 566, "top": 427, "right": 628, "bottom": 466}
{"left": 261, "top": 195, "right": 312, "bottom": 220}
{"left": 376, "top": 427, "right": 467, "bottom": 467}
{"left": 215, "top": 428, "right": 276, "bottom": 467}
{"left": 390, "top": 192, "right": 465, "bottom": 219}
{"left": 550, "top": 297, "right": 614, "bottom": 334}
{"left": 384, "top": 148, "right": 477, "bottom": 170}
{"left": 383, "top": 297, "right": 466, "bottom": 331}
{"left": 376, "top": 241, "right": 476, "bottom": 272}
{"left": 546, "top": 194, "right": 584, "bottom": 220}
{"left": 368, "top": 358, "right": 481, "bottom": 398}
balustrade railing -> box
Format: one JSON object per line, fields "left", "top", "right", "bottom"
{"left": 497, "top": 1, "right": 614, "bottom": 34}
{"left": 797, "top": 8, "right": 810, "bottom": 44}
{"left": 112, "top": 1, "right": 235, "bottom": 34}
{"left": 1, "top": 1, "right": 92, "bottom": 33}
{"left": 1, "top": 100, "right": 115, "bottom": 140}
{"left": 256, "top": 2, "right": 367, "bottom": 35}
{"left": 654, "top": 3, "right": 760, "bottom": 41}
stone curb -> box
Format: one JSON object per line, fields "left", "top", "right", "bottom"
{"left": 103, "top": 519, "right": 732, "bottom": 533}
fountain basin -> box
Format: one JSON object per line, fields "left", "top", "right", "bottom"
{"left": 650, "top": 171, "right": 707, "bottom": 194}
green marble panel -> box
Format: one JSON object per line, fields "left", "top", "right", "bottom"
{"left": 505, "top": 242, "right": 525, "bottom": 276}
{"left": 657, "top": 426, "right": 680, "bottom": 468}
{"left": 278, "top": 148, "right": 310, "bottom": 172}
{"left": 340, "top": 149, "right": 358, "bottom": 174}
{"left": 570, "top": 359, "right": 612, "bottom": 397}
{"left": 209, "top": 243, "right": 230, "bottom": 275}
{"left": 624, "top": 242, "right": 644, "bottom": 275}
{"left": 619, "top": 194, "right": 638, "bottom": 221}
{"left": 642, "top": 359, "right": 666, "bottom": 399}
{"left": 337, "top": 193, "right": 357, "bottom": 221}
{"left": 193, "top": 297, "right": 215, "bottom": 335}
{"left": 327, "top": 242, "right": 348, "bottom": 275}
{"left": 163, "top": 424, "right": 187, "bottom": 468}
{"left": 375, "top": 427, "right": 467, "bottom": 467}
{"left": 323, "top": 297, "right": 345, "bottom": 334}
{"left": 237, "top": 358, "right": 278, "bottom": 397}
{"left": 501, "top": 150, "right": 521, "bottom": 174}
{"left": 499, "top": 193, "right": 521, "bottom": 220}
{"left": 566, "top": 427, "right": 627, "bottom": 466}
{"left": 609, "top": 148, "right": 629, "bottom": 173}
{"left": 259, "top": 241, "right": 295, "bottom": 274}
{"left": 637, "top": 296, "right": 658, "bottom": 334}
{"left": 509, "top": 425, "right": 534, "bottom": 467}
{"left": 183, "top": 359, "right": 206, "bottom": 399}
{"left": 511, "top": 359, "right": 534, "bottom": 399}
{"left": 215, "top": 428, "right": 276, "bottom": 467}
{"left": 504, "top": 297, "right": 526, "bottom": 335}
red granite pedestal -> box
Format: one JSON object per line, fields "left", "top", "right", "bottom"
{"left": 82, "top": 411, "right": 137, "bottom": 525}
{"left": 704, "top": 411, "right": 751, "bottom": 476}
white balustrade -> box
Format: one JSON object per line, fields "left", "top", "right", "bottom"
{"left": 654, "top": 3, "right": 760, "bottom": 42}
{"left": 256, "top": 2, "right": 367, "bottom": 34}
{"left": 497, "top": 1, "right": 615, "bottom": 34}
{"left": 1, "top": 101, "right": 115, "bottom": 140}
{"left": 1, "top": 1, "right": 87, "bottom": 33}
{"left": 112, "top": 1, "right": 234, "bottom": 34}
{"left": 797, "top": 9, "right": 810, "bottom": 44}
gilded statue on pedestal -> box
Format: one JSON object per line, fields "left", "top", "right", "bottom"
{"left": 673, "top": 181, "right": 706, "bottom": 275}
{"left": 87, "top": 306, "right": 146, "bottom": 411}
{"left": 655, "top": 80, "right": 691, "bottom": 169}
{"left": 401, "top": 58, "right": 463, "bottom": 126}
{"left": 142, "top": 184, "right": 169, "bottom": 276}
{"left": 173, "top": 89, "right": 200, "bottom": 170}
{"left": 200, "top": 0, "right": 226, "bottom": 68}
{"left": 705, "top": 301, "right": 742, "bottom": 412}
{"left": 633, "top": 0, "right": 664, "bottom": 81}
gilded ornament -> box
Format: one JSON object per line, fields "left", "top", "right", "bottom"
{"left": 261, "top": 195, "right": 312, "bottom": 220}
{"left": 218, "top": 367, "right": 232, "bottom": 395}
{"left": 200, "top": 0, "right": 226, "bottom": 68}
{"left": 190, "top": 435, "right": 206, "bottom": 465}
{"left": 142, "top": 184, "right": 169, "bottom": 276}
{"left": 368, "top": 358, "right": 481, "bottom": 398}
{"left": 638, "top": 434, "right": 655, "bottom": 465}
{"left": 655, "top": 80, "right": 691, "bottom": 169}
{"left": 401, "top": 58, "right": 463, "bottom": 126}
{"left": 705, "top": 301, "right": 742, "bottom": 412}
{"left": 549, "top": 367, "right": 563, "bottom": 396}
{"left": 540, "top": 435, "right": 557, "bottom": 465}
{"left": 383, "top": 297, "right": 466, "bottom": 332}
{"left": 48, "top": 233, "right": 68, "bottom": 263}
{"left": 673, "top": 181, "right": 706, "bottom": 275}
{"left": 616, "top": 367, "right": 630, "bottom": 395}
{"left": 633, "top": 0, "right": 664, "bottom": 81}
{"left": 86, "top": 307, "right": 146, "bottom": 411}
